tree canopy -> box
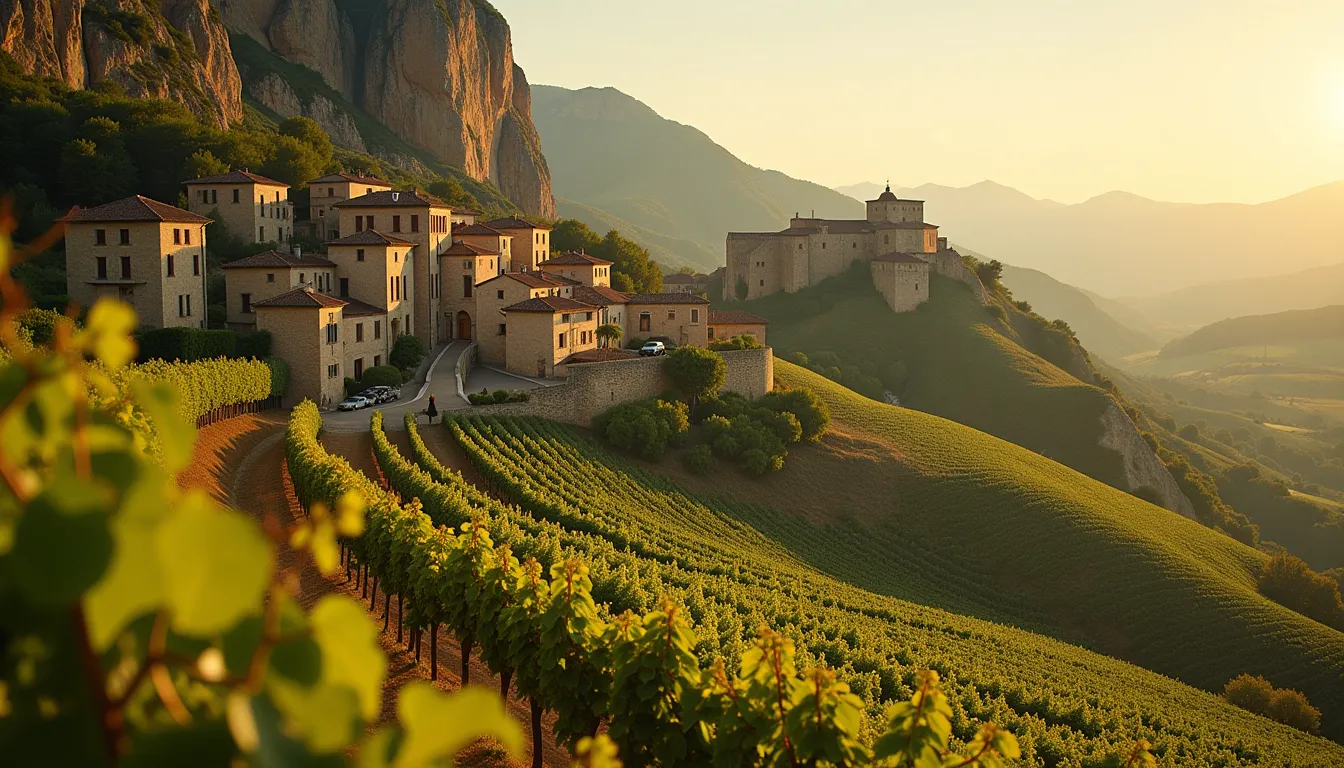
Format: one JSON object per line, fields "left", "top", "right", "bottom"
{"left": 551, "top": 219, "right": 663, "bottom": 293}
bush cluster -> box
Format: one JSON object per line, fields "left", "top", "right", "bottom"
{"left": 785, "top": 350, "right": 906, "bottom": 402}
{"left": 136, "top": 326, "right": 271, "bottom": 362}
{"left": 1224, "top": 674, "right": 1321, "bottom": 733}
{"left": 697, "top": 392, "right": 809, "bottom": 476}
{"left": 708, "top": 334, "right": 763, "bottom": 351}
{"left": 593, "top": 399, "right": 689, "bottom": 460}
{"left": 1258, "top": 551, "right": 1344, "bottom": 628}
{"left": 468, "top": 388, "right": 531, "bottom": 405}
{"left": 390, "top": 334, "right": 427, "bottom": 373}
{"left": 359, "top": 364, "right": 405, "bottom": 389}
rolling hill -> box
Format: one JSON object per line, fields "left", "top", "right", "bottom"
{"left": 530, "top": 84, "right": 863, "bottom": 271}
{"left": 999, "top": 263, "right": 1159, "bottom": 361}
{"left": 1121, "top": 265, "right": 1344, "bottom": 334}
{"left": 837, "top": 180, "right": 1344, "bottom": 297}
{"left": 1161, "top": 305, "right": 1344, "bottom": 359}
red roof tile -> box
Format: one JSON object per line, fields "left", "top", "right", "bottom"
{"left": 441, "top": 241, "right": 498, "bottom": 256}
{"left": 184, "top": 170, "right": 287, "bottom": 186}
{"left": 502, "top": 296, "right": 598, "bottom": 313}
{"left": 572, "top": 285, "right": 630, "bottom": 306}
{"left": 59, "top": 195, "right": 211, "bottom": 224}
{"left": 709, "top": 310, "right": 769, "bottom": 325}
{"left": 311, "top": 172, "right": 391, "bottom": 186}
{"left": 485, "top": 216, "right": 548, "bottom": 230}
{"left": 334, "top": 190, "right": 446, "bottom": 208}
{"left": 252, "top": 287, "right": 347, "bottom": 309}
{"left": 479, "top": 271, "right": 572, "bottom": 289}
{"left": 539, "top": 251, "right": 613, "bottom": 267}
{"left": 453, "top": 223, "right": 507, "bottom": 236}
{"left": 326, "top": 230, "right": 416, "bottom": 247}
{"left": 221, "top": 250, "right": 336, "bottom": 269}
{"left": 625, "top": 293, "right": 711, "bottom": 305}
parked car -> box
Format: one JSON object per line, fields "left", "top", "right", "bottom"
{"left": 383, "top": 386, "right": 402, "bottom": 402}
{"left": 359, "top": 387, "right": 392, "bottom": 404}
{"left": 337, "top": 395, "right": 370, "bottom": 411}
{"left": 639, "top": 341, "right": 666, "bottom": 357}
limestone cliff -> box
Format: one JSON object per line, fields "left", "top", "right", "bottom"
{"left": 222, "top": 0, "right": 554, "bottom": 216}
{"left": 0, "top": 0, "right": 242, "bottom": 127}
{"left": 1098, "top": 399, "right": 1195, "bottom": 519}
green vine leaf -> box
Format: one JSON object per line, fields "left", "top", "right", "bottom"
{"left": 392, "top": 682, "right": 523, "bottom": 768}
{"left": 310, "top": 595, "right": 387, "bottom": 722}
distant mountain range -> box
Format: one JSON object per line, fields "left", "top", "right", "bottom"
{"left": 837, "top": 180, "right": 1344, "bottom": 297}
{"left": 1159, "top": 304, "right": 1344, "bottom": 360}
{"left": 531, "top": 85, "right": 862, "bottom": 271}
{"left": 997, "top": 264, "right": 1158, "bottom": 361}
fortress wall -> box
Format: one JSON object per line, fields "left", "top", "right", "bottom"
{"left": 806, "top": 232, "right": 870, "bottom": 284}
{"left": 925, "top": 249, "right": 989, "bottom": 305}
{"left": 871, "top": 261, "right": 931, "bottom": 313}
{"left": 470, "top": 347, "right": 774, "bottom": 426}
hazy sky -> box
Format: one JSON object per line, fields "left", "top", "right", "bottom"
{"left": 492, "top": 0, "right": 1344, "bottom": 205}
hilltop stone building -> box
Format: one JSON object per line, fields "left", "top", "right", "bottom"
{"left": 184, "top": 170, "right": 294, "bottom": 245}
{"left": 725, "top": 185, "right": 976, "bottom": 313}
{"left": 61, "top": 195, "right": 210, "bottom": 328}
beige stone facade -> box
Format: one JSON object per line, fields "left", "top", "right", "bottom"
{"left": 254, "top": 290, "right": 347, "bottom": 407}
{"left": 334, "top": 190, "right": 454, "bottom": 346}
{"left": 474, "top": 271, "right": 576, "bottom": 366}
{"left": 538, "top": 251, "right": 613, "bottom": 287}
{"left": 453, "top": 224, "right": 514, "bottom": 272}
{"left": 220, "top": 249, "right": 337, "bottom": 329}
{"left": 341, "top": 303, "right": 394, "bottom": 381}
{"left": 185, "top": 170, "right": 294, "bottom": 245}
{"left": 308, "top": 173, "right": 391, "bottom": 238}
{"left": 708, "top": 309, "right": 768, "bottom": 345}
{"left": 323, "top": 230, "right": 415, "bottom": 338}
{"left": 60, "top": 196, "right": 210, "bottom": 329}
{"left": 870, "top": 253, "right": 930, "bottom": 313}
{"left": 439, "top": 241, "right": 503, "bottom": 342}
{"left": 724, "top": 185, "right": 941, "bottom": 309}
{"left": 486, "top": 217, "right": 551, "bottom": 271}
{"left": 501, "top": 296, "right": 599, "bottom": 378}
{"left": 625, "top": 294, "right": 710, "bottom": 347}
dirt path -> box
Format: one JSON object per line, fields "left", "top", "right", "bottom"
{"left": 197, "top": 416, "right": 569, "bottom": 768}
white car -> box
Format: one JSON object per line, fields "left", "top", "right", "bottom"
{"left": 639, "top": 341, "right": 666, "bottom": 357}
{"left": 337, "top": 395, "right": 370, "bottom": 411}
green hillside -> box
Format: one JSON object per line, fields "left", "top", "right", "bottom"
{"left": 405, "top": 401, "right": 1344, "bottom": 758}
{"left": 530, "top": 84, "right": 862, "bottom": 271}
{"left": 1160, "top": 305, "right": 1344, "bottom": 359}
{"left": 555, "top": 196, "right": 718, "bottom": 269}
{"left": 723, "top": 265, "right": 1131, "bottom": 489}
{"left": 1000, "top": 263, "right": 1158, "bottom": 361}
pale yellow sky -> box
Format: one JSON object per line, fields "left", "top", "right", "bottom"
{"left": 493, "top": 0, "right": 1344, "bottom": 204}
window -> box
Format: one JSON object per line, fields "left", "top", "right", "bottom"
{"left": 96, "top": 257, "right": 107, "bottom": 279}
{"left": 327, "top": 364, "right": 338, "bottom": 379}
{"left": 557, "top": 332, "right": 565, "bottom": 349}
{"left": 393, "top": 215, "right": 401, "bottom": 232}
{"left": 266, "top": 273, "right": 275, "bottom": 283}
{"left": 232, "top": 189, "right": 240, "bottom": 204}
{"left": 759, "top": 279, "right": 764, "bottom": 287}
{"left": 327, "top": 187, "right": 334, "bottom": 197}
{"left": 462, "top": 261, "right": 471, "bottom": 270}
{"left": 821, "top": 242, "right": 826, "bottom": 249}
{"left": 173, "top": 228, "right": 181, "bottom": 245}
{"left": 340, "top": 277, "right": 349, "bottom": 297}
{"left": 410, "top": 215, "right": 419, "bottom": 233}
{"left": 326, "top": 319, "right": 339, "bottom": 344}
{"left": 119, "top": 229, "right": 130, "bottom": 246}
{"left": 355, "top": 217, "right": 364, "bottom": 232}
{"left": 462, "top": 275, "right": 473, "bottom": 298}
{"left": 691, "top": 308, "right": 699, "bottom": 323}
{"left": 389, "top": 277, "right": 395, "bottom": 301}
{"left": 356, "top": 323, "right": 364, "bottom": 342}
{"left": 585, "top": 312, "right": 593, "bottom": 321}
{"left": 852, "top": 242, "right": 856, "bottom": 248}
{"left": 120, "top": 256, "right": 131, "bottom": 279}
{"left": 354, "top": 358, "right": 364, "bottom": 379}
{"left": 299, "top": 273, "right": 305, "bottom": 284}
{"left": 259, "top": 226, "right": 265, "bottom": 241}
{"left": 667, "top": 310, "right": 676, "bottom": 320}
{"left": 497, "top": 323, "right": 506, "bottom": 335}
{"left": 708, "top": 327, "right": 716, "bottom": 340}
{"left": 639, "top": 313, "right": 650, "bottom": 332}
{"left": 186, "top": 295, "right": 191, "bottom": 316}
{"left": 95, "top": 229, "right": 106, "bottom": 246}
{"left": 497, "top": 289, "right": 504, "bottom": 299}
{"left": 184, "top": 229, "right": 191, "bottom": 245}
{"left": 393, "top": 252, "right": 398, "bottom": 263}
{"left": 241, "top": 293, "right": 252, "bottom": 313}
{"left": 884, "top": 235, "right": 889, "bottom": 245}
{"left": 178, "top": 295, "right": 185, "bottom": 317}
{"left": 166, "top": 255, "right": 175, "bottom": 277}
{"left": 356, "top": 248, "right": 365, "bottom": 262}
{"left": 374, "top": 320, "right": 381, "bottom": 339}
{"left": 374, "top": 355, "right": 381, "bottom": 367}
{"left": 365, "top": 215, "right": 374, "bottom": 230}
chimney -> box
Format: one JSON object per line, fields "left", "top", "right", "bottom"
{"left": 392, "top": 191, "right": 400, "bottom": 202}
{"left": 936, "top": 237, "right": 948, "bottom": 251}
{"left": 293, "top": 243, "right": 303, "bottom": 260}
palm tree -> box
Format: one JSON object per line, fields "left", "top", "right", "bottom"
{"left": 596, "top": 323, "right": 622, "bottom": 349}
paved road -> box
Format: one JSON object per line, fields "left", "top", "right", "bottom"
{"left": 320, "top": 342, "right": 547, "bottom": 433}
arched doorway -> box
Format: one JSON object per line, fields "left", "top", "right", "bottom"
{"left": 456, "top": 310, "right": 472, "bottom": 340}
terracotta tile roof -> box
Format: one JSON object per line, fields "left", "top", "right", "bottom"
{"left": 485, "top": 216, "right": 548, "bottom": 230}
{"left": 311, "top": 172, "right": 390, "bottom": 186}
{"left": 480, "top": 271, "right": 571, "bottom": 289}
{"left": 452, "top": 223, "right": 507, "bottom": 236}
{"left": 441, "top": 241, "right": 498, "bottom": 256}
{"left": 560, "top": 348, "right": 640, "bottom": 365}
{"left": 625, "top": 292, "right": 711, "bottom": 305}
{"left": 221, "top": 250, "right": 336, "bottom": 269}
{"left": 572, "top": 285, "right": 630, "bottom": 306}
{"left": 779, "top": 219, "right": 875, "bottom": 235}
{"left": 334, "top": 190, "right": 446, "bottom": 208}
{"left": 872, "top": 252, "right": 930, "bottom": 264}
{"left": 326, "top": 230, "right": 415, "bottom": 247}
{"left": 539, "top": 251, "right": 613, "bottom": 267}
{"left": 339, "top": 296, "right": 386, "bottom": 317}
{"left": 252, "top": 287, "right": 347, "bottom": 309}
{"left": 502, "top": 296, "right": 598, "bottom": 313}
{"left": 59, "top": 195, "right": 211, "bottom": 224}
{"left": 709, "top": 309, "right": 769, "bottom": 325}
{"left": 184, "top": 169, "right": 287, "bottom": 186}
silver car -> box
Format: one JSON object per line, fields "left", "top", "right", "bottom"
{"left": 337, "top": 395, "right": 370, "bottom": 411}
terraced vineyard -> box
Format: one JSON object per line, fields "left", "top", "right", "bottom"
{"left": 349, "top": 408, "right": 1344, "bottom": 764}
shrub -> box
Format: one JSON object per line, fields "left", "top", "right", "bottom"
{"left": 758, "top": 388, "right": 830, "bottom": 442}
{"left": 1223, "top": 674, "right": 1320, "bottom": 733}
{"left": 467, "top": 388, "right": 531, "bottom": 405}
{"left": 264, "top": 357, "right": 290, "bottom": 397}
{"left": 742, "top": 448, "right": 784, "bottom": 476}
{"left": 1258, "top": 551, "right": 1344, "bottom": 627}
{"left": 1224, "top": 674, "right": 1274, "bottom": 714}
{"left": 360, "top": 365, "right": 403, "bottom": 388}
{"left": 236, "top": 329, "right": 272, "bottom": 359}
{"left": 390, "top": 334, "right": 427, "bottom": 372}
{"left": 684, "top": 444, "right": 714, "bottom": 475}
{"left": 16, "top": 307, "right": 63, "bottom": 345}
{"left": 1178, "top": 423, "right": 1201, "bottom": 441}
{"left": 343, "top": 377, "right": 359, "bottom": 397}
{"left": 664, "top": 346, "right": 726, "bottom": 408}
{"left": 135, "top": 326, "right": 271, "bottom": 362}
{"left": 708, "top": 334, "right": 763, "bottom": 351}
{"left": 750, "top": 407, "right": 802, "bottom": 445}
{"left": 595, "top": 398, "right": 689, "bottom": 460}
{"left": 699, "top": 391, "right": 750, "bottom": 421}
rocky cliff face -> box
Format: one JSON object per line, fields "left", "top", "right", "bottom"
{"left": 0, "top": 0, "right": 242, "bottom": 127}
{"left": 221, "top": 0, "right": 554, "bottom": 216}
{"left": 1098, "top": 400, "right": 1195, "bottom": 519}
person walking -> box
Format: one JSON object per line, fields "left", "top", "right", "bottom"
{"left": 426, "top": 394, "right": 438, "bottom": 424}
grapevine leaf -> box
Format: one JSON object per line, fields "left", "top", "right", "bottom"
{"left": 356, "top": 727, "right": 401, "bottom": 768}
{"left": 156, "top": 492, "right": 272, "bottom": 636}
{"left": 12, "top": 480, "right": 113, "bottom": 606}
{"left": 392, "top": 682, "right": 523, "bottom": 768}
{"left": 310, "top": 595, "right": 386, "bottom": 720}
{"left": 121, "top": 720, "right": 235, "bottom": 768}
{"left": 247, "top": 692, "right": 346, "bottom": 768}
{"left": 82, "top": 299, "right": 138, "bottom": 370}
{"left": 268, "top": 679, "right": 362, "bottom": 754}
{"left": 84, "top": 484, "right": 169, "bottom": 649}
{"left": 131, "top": 380, "right": 194, "bottom": 473}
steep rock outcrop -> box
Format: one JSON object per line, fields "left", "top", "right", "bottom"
{"left": 360, "top": 0, "right": 552, "bottom": 216}
{"left": 249, "top": 70, "right": 365, "bottom": 151}
{"left": 1098, "top": 401, "right": 1195, "bottom": 518}
{"left": 0, "top": 0, "right": 241, "bottom": 126}
{"left": 265, "top": 0, "right": 354, "bottom": 98}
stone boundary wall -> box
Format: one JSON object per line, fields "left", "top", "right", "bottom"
{"left": 467, "top": 347, "right": 774, "bottom": 426}
{"left": 455, "top": 342, "right": 478, "bottom": 402}
{"left": 925, "top": 249, "right": 989, "bottom": 305}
